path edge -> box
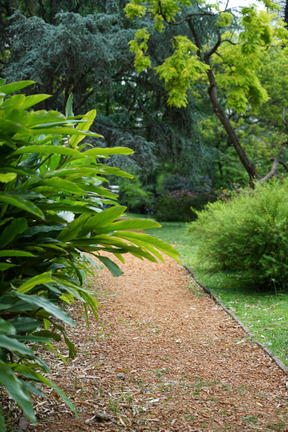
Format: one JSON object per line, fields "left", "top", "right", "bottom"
{"left": 183, "top": 263, "right": 288, "bottom": 376}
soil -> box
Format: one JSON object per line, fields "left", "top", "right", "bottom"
{"left": 25, "top": 254, "right": 288, "bottom": 432}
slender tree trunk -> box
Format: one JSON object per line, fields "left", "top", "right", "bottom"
{"left": 284, "top": 0, "right": 288, "bottom": 25}
{"left": 186, "top": 18, "right": 259, "bottom": 184}
{"left": 206, "top": 68, "right": 259, "bottom": 185}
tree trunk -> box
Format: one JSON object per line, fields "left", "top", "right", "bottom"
{"left": 206, "top": 68, "right": 259, "bottom": 185}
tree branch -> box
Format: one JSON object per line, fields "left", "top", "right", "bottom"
{"left": 186, "top": 18, "right": 202, "bottom": 55}
{"left": 170, "top": 11, "right": 215, "bottom": 26}
{"left": 258, "top": 142, "right": 288, "bottom": 184}
{"left": 282, "top": 106, "right": 288, "bottom": 129}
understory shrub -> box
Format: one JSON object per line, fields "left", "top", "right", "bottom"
{"left": 188, "top": 180, "right": 288, "bottom": 288}
{"left": 0, "top": 80, "right": 179, "bottom": 430}
{"left": 155, "top": 189, "right": 213, "bottom": 222}
{"left": 118, "top": 175, "right": 154, "bottom": 214}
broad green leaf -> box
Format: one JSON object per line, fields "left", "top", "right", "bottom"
{"left": 52, "top": 323, "right": 76, "bottom": 358}
{"left": 57, "top": 214, "right": 91, "bottom": 241}
{"left": 21, "top": 224, "right": 62, "bottom": 238}
{"left": 40, "top": 202, "right": 100, "bottom": 214}
{"left": 0, "top": 319, "right": 16, "bottom": 336}
{"left": 0, "top": 334, "right": 34, "bottom": 356}
{"left": 0, "top": 166, "right": 38, "bottom": 178}
{"left": 44, "top": 178, "right": 84, "bottom": 195}
{"left": 113, "top": 231, "right": 181, "bottom": 261}
{"left": 70, "top": 110, "right": 97, "bottom": 148}
{"left": 78, "top": 236, "right": 159, "bottom": 262}
{"left": 97, "top": 256, "right": 123, "bottom": 277}
{"left": 52, "top": 277, "right": 101, "bottom": 305}
{"left": 12, "top": 145, "right": 86, "bottom": 158}
{"left": 44, "top": 166, "right": 107, "bottom": 178}
{"left": 84, "top": 185, "right": 117, "bottom": 199}
{"left": 0, "top": 361, "right": 36, "bottom": 424}
{"left": 83, "top": 147, "right": 134, "bottom": 156}
{"left": 33, "top": 330, "right": 61, "bottom": 342}
{"left": 107, "top": 218, "right": 161, "bottom": 232}
{"left": 97, "top": 165, "right": 134, "bottom": 178}
{"left": 0, "top": 193, "right": 44, "bottom": 219}
{"left": 29, "top": 127, "right": 101, "bottom": 137}
{"left": 63, "top": 333, "right": 76, "bottom": 358}
{"left": 16, "top": 335, "right": 53, "bottom": 343}
{"left": 0, "top": 119, "right": 29, "bottom": 136}
{"left": 0, "top": 217, "right": 27, "bottom": 248}
{"left": 0, "top": 295, "right": 19, "bottom": 312}
{"left": 0, "top": 405, "right": 6, "bottom": 432}
{"left": 14, "top": 365, "right": 78, "bottom": 417}
{"left": 8, "top": 317, "right": 40, "bottom": 333}
{"left": 14, "top": 293, "right": 75, "bottom": 327}
{"left": 0, "top": 217, "right": 14, "bottom": 227}
{"left": 0, "top": 250, "right": 35, "bottom": 257}
{"left": 1, "top": 94, "right": 26, "bottom": 109}
{"left": 26, "top": 110, "right": 66, "bottom": 126}
{"left": 0, "top": 80, "right": 35, "bottom": 95}
{"left": 80, "top": 206, "right": 126, "bottom": 235}
{"left": 22, "top": 381, "right": 46, "bottom": 398}
{"left": 21, "top": 94, "right": 51, "bottom": 110}
{"left": 17, "top": 272, "right": 54, "bottom": 294}
{"left": 0, "top": 173, "right": 17, "bottom": 183}
{"left": 0, "top": 263, "right": 17, "bottom": 270}
{"left": 65, "top": 94, "right": 74, "bottom": 118}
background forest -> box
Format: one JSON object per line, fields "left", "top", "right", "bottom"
{"left": 2, "top": 0, "right": 288, "bottom": 220}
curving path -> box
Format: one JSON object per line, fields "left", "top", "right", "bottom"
{"left": 27, "top": 255, "right": 288, "bottom": 432}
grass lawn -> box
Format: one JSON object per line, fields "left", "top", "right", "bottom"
{"left": 140, "top": 218, "right": 288, "bottom": 367}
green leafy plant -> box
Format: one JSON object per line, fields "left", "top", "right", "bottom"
{"left": 154, "top": 189, "right": 213, "bottom": 222}
{"left": 188, "top": 180, "right": 288, "bottom": 288}
{"left": 0, "top": 79, "right": 180, "bottom": 430}
{"left": 118, "top": 175, "right": 154, "bottom": 214}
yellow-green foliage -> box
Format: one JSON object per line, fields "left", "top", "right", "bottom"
{"left": 126, "top": 0, "right": 288, "bottom": 113}
{"left": 188, "top": 180, "right": 288, "bottom": 288}
{"left": 217, "top": 12, "right": 233, "bottom": 28}
{"left": 155, "top": 36, "right": 209, "bottom": 107}
{"left": 128, "top": 28, "right": 151, "bottom": 72}
{"left": 213, "top": 39, "right": 269, "bottom": 112}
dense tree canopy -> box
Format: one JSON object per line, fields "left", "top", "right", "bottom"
{"left": 125, "top": 0, "right": 288, "bottom": 184}
{"left": 1, "top": 0, "right": 288, "bottom": 192}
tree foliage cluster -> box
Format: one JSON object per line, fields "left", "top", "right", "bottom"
{"left": 125, "top": 0, "right": 288, "bottom": 185}
{"left": 0, "top": 79, "right": 179, "bottom": 429}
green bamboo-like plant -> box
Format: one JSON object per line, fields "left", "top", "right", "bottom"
{"left": 0, "top": 79, "right": 180, "bottom": 429}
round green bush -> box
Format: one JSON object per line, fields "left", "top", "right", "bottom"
{"left": 155, "top": 189, "right": 214, "bottom": 222}
{"left": 188, "top": 180, "right": 288, "bottom": 288}
{"left": 154, "top": 189, "right": 198, "bottom": 222}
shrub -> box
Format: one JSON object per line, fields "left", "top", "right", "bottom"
{"left": 154, "top": 189, "right": 213, "bottom": 222}
{"left": 188, "top": 180, "right": 288, "bottom": 288}
{"left": 0, "top": 80, "right": 179, "bottom": 430}
{"left": 118, "top": 175, "right": 154, "bottom": 214}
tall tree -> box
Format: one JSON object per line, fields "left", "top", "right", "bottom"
{"left": 125, "top": 0, "right": 288, "bottom": 185}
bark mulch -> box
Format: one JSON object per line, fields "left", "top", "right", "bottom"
{"left": 24, "top": 254, "right": 288, "bottom": 432}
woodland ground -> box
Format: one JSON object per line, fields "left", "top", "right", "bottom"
{"left": 24, "top": 253, "right": 288, "bottom": 432}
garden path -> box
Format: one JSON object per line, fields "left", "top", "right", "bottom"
{"left": 27, "top": 254, "right": 288, "bottom": 432}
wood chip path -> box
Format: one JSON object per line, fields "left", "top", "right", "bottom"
{"left": 26, "top": 254, "right": 288, "bottom": 432}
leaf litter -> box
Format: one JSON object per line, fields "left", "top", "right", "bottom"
{"left": 22, "top": 254, "right": 288, "bottom": 432}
